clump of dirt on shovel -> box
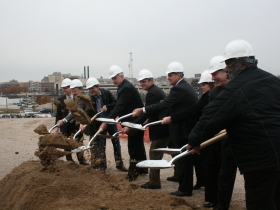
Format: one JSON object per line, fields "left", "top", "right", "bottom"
{"left": 77, "top": 94, "right": 95, "bottom": 111}
{"left": 37, "top": 133, "right": 81, "bottom": 150}
{"left": 34, "top": 129, "right": 82, "bottom": 169}
{"left": 64, "top": 98, "right": 91, "bottom": 125}
{"left": 34, "top": 124, "right": 49, "bottom": 135}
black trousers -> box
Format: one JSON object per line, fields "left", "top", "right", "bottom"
{"left": 217, "top": 153, "right": 237, "bottom": 210}
{"left": 127, "top": 130, "right": 147, "bottom": 174}
{"left": 204, "top": 163, "right": 221, "bottom": 203}
{"left": 194, "top": 154, "right": 205, "bottom": 186}
{"left": 244, "top": 170, "right": 280, "bottom": 210}
{"left": 177, "top": 139, "right": 194, "bottom": 193}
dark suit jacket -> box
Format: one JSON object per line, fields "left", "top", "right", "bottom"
{"left": 55, "top": 95, "right": 79, "bottom": 136}
{"left": 85, "top": 88, "right": 117, "bottom": 136}
{"left": 134, "top": 84, "right": 169, "bottom": 141}
{"left": 108, "top": 79, "right": 143, "bottom": 123}
{"left": 145, "top": 79, "right": 198, "bottom": 143}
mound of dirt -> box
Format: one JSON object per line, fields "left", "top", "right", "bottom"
{"left": 0, "top": 160, "right": 193, "bottom": 210}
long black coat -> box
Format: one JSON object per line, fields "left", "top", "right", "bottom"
{"left": 134, "top": 84, "right": 169, "bottom": 141}
{"left": 108, "top": 79, "right": 143, "bottom": 123}
{"left": 145, "top": 79, "right": 198, "bottom": 143}
{"left": 189, "top": 65, "right": 280, "bottom": 173}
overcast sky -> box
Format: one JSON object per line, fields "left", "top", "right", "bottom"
{"left": 1, "top": 0, "right": 280, "bottom": 82}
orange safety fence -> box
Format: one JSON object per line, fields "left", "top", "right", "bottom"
{"left": 117, "top": 124, "right": 151, "bottom": 142}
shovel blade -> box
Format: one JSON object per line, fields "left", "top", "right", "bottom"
{"left": 151, "top": 148, "right": 181, "bottom": 154}
{"left": 136, "top": 160, "right": 174, "bottom": 169}
{"left": 71, "top": 146, "right": 91, "bottom": 153}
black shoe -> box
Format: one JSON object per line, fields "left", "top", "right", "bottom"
{"left": 116, "top": 166, "right": 128, "bottom": 172}
{"left": 170, "top": 191, "right": 192, "bottom": 197}
{"left": 166, "top": 176, "right": 179, "bottom": 182}
{"left": 140, "top": 182, "right": 161, "bottom": 189}
{"left": 193, "top": 183, "right": 204, "bottom": 190}
{"left": 139, "top": 168, "right": 148, "bottom": 175}
{"left": 204, "top": 202, "right": 217, "bottom": 208}
{"left": 79, "top": 162, "right": 89, "bottom": 166}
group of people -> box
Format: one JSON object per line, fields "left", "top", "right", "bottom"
{"left": 54, "top": 39, "right": 280, "bottom": 210}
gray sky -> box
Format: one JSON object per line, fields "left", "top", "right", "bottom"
{"left": 1, "top": 0, "right": 280, "bottom": 82}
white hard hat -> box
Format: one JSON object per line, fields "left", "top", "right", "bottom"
{"left": 166, "top": 62, "right": 184, "bottom": 75}
{"left": 222, "top": 39, "right": 254, "bottom": 62}
{"left": 109, "top": 65, "right": 123, "bottom": 79}
{"left": 198, "top": 70, "right": 214, "bottom": 84}
{"left": 86, "top": 77, "right": 99, "bottom": 89}
{"left": 208, "top": 55, "right": 226, "bottom": 74}
{"left": 137, "top": 69, "right": 153, "bottom": 81}
{"left": 70, "top": 79, "right": 83, "bottom": 88}
{"left": 61, "top": 78, "right": 72, "bottom": 87}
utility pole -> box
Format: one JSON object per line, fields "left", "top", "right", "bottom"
{"left": 128, "top": 52, "right": 133, "bottom": 78}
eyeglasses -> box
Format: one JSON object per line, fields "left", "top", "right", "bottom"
{"left": 62, "top": 87, "right": 69, "bottom": 90}
{"left": 226, "top": 60, "right": 240, "bottom": 68}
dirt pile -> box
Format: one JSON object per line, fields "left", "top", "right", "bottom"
{"left": 0, "top": 160, "right": 192, "bottom": 210}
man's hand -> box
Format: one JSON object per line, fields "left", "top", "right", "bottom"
{"left": 123, "top": 127, "right": 131, "bottom": 134}
{"left": 161, "top": 116, "right": 172, "bottom": 124}
{"left": 132, "top": 108, "right": 143, "bottom": 117}
{"left": 100, "top": 122, "right": 108, "bottom": 130}
{"left": 100, "top": 105, "right": 107, "bottom": 112}
{"left": 186, "top": 144, "right": 201, "bottom": 155}
{"left": 56, "top": 120, "right": 65, "bottom": 127}
{"left": 79, "top": 124, "right": 87, "bottom": 132}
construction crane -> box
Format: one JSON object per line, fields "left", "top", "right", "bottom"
{"left": 128, "top": 52, "right": 133, "bottom": 78}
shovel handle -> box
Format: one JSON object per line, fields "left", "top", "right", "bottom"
{"left": 49, "top": 125, "right": 58, "bottom": 133}
{"left": 143, "top": 120, "right": 162, "bottom": 129}
{"left": 87, "top": 127, "right": 104, "bottom": 146}
{"left": 91, "top": 110, "right": 104, "bottom": 121}
{"left": 170, "top": 132, "right": 227, "bottom": 165}
{"left": 117, "top": 113, "right": 133, "bottom": 122}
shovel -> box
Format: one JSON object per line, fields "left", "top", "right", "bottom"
{"left": 136, "top": 132, "right": 227, "bottom": 169}
{"left": 48, "top": 125, "right": 58, "bottom": 133}
{"left": 97, "top": 130, "right": 125, "bottom": 139}
{"left": 121, "top": 120, "right": 162, "bottom": 131}
{"left": 152, "top": 129, "right": 226, "bottom": 154}
{"left": 73, "top": 110, "right": 104, "bottom": 140}
{"left": 151, "top": 144, "right": 189, "bottom": 155}
{"left": 71, "top": 127, "right": 103, "bottom": 153}
{"left": 95, "top": 113, "right": 133, "bottom": 124}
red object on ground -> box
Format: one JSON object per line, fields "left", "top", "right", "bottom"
{"left": 117, "top": 124, "right": 151, "bottom": 142}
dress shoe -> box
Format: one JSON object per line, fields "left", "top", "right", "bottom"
{"left": 139, "top": 168, "right": 148, "bottom": 175}
{"left": 204, "top": 202, "right": 217, "bottom": 208}
{"left": 193, "top": 183, "right": 204, "bottom": 190}
{"left": 116, "top": 166, "right": 128, "bottom": 172}
{"left": 79, "top": 162, "right": 89, "bottom": 166}
{"left": 166, "top": 176, "right": 179, "bottom": 182}
{"left": 170, "top": 191, "right": 192, "bottom": 197}
{"left": 140, "top": 182, "right": 161, "bottom": 189}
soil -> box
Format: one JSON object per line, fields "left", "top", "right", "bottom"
{"left": 64, "top": 98, "right": 91, "bottom": 125}
{"left": 0, "top": 118, "right": 246, "bottom": 210}
{"left": 77, "top": 93, "right": 95, "bottom": 111}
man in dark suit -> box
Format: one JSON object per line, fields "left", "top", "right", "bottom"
{"left": 124, "top": 69, "right": 170, "bottom": 189}
{"left": 83, "top": 77, "right": 127, "bottom": 172}
{"left": 133, "top": 62, "right": 198, "bottom": 196}
{"left": 55, "top": 78, "right": 85, "bottom": 164}
{"left": 100, "top": 65, "right": 147, "bottom": 181}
